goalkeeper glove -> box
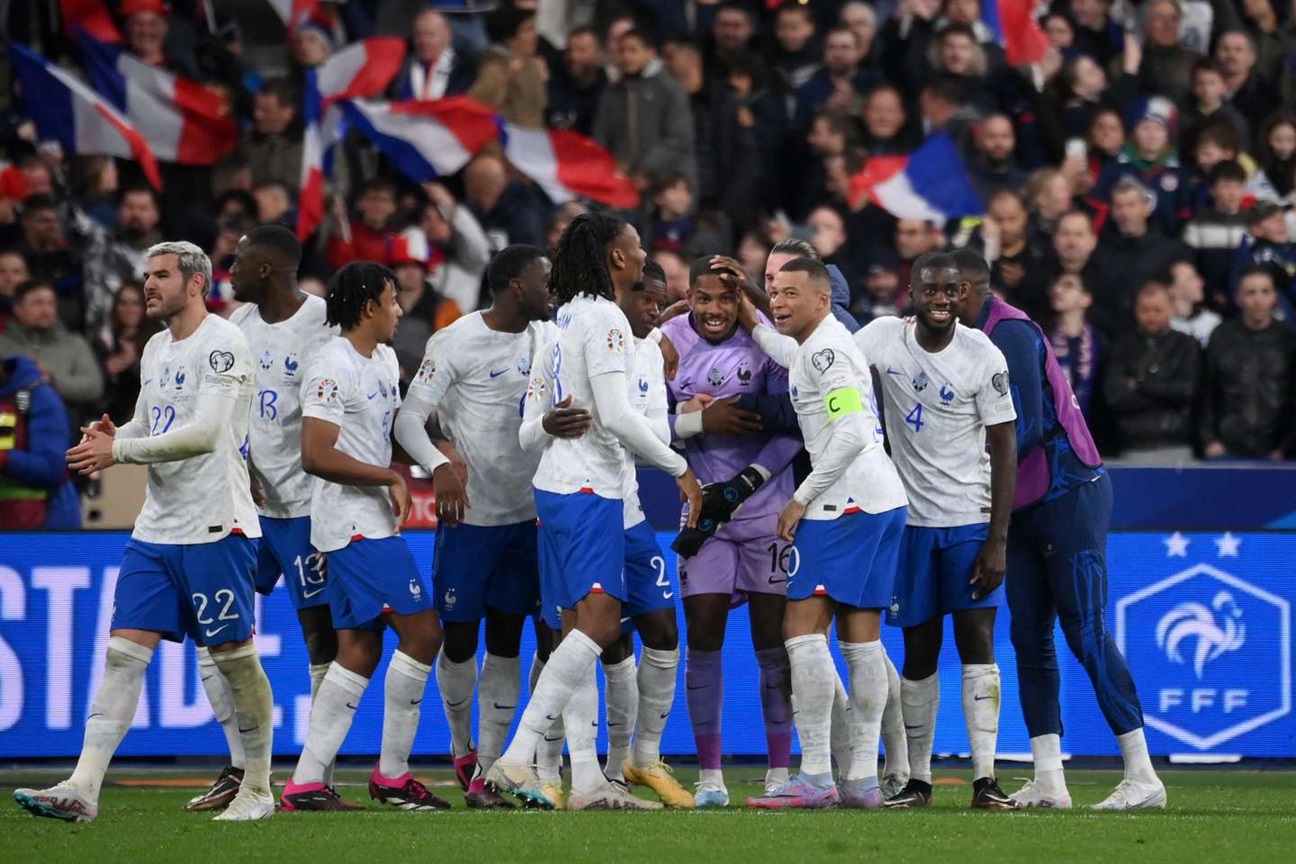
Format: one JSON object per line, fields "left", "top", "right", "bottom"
{"left": 671, "top": 513, "right": 722, "bottom": 559}
{"left": 698, "top": 466, "right": 766, "bottom": 526}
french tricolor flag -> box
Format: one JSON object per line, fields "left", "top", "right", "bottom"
{"left": 981, "top": 0, "right": 1050, "bottom": 66}
{"left": 9, "top": 42, "right": 161, "bottom": 190}
{"left": 266, "top": 0, "right": 320, "bottom": 33}
{"left": 76, "top": 32, "right": 239, "bottom": 165}
{"left": 60, "top": 0, "right": 121, "bottom": 43}
{"left": 502, "top": 124, "right": 639, "bottom": 210}
{"left": 848, "top": 132, "right": 983, "bottom": 224}
{"left": 338, "top": 98, "right": 501, "bottom": 184}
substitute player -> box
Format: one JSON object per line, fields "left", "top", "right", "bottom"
{"left": 393, "top": 244, "right": 552, "bottom": 809}
{"left": 739, "top": 258, "right": 908, "bottom": 810}
{"left": 18, "top": 242, "right": 275, "bottom": 822}
{"left": 662, "top": 258, "right": 802, "bottom": 806}
{"left": 486, "top": 212, "right": 702, "bottom": 808}
{"left": 855, "top": 252, "right": 1019, "bottom": 810}
{"left": 280, "top": 262, "right": 448, "bottom": 812}
{"left": 952, "top": 248, "right": 1166, "bottom": 811}
{"left": 187, "top": 225, "right": 338, "bottom": 812}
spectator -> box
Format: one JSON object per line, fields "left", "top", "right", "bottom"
{"left": 838, "top": 2, "right": 879, "bottom": 68}
{"left": 1024, "top": 167, "right": 1075, "bottom": 245}
{"left": 393, "top": 10, "right": 475, "bottom": 101}
{"left": 242, "top": 78, "right": 302, "bottom": 191}
{"left": 1086, "top": 106, "right": 1128, "bottom": 181}
{"left": 468, "top": 5, "right": 546, "bottom": 128}
{"left": 291, "top": 19, "right": 334, "bottom": 77}
{"left": 1093, "top": 98, "right": 1192, "bottom": 237}
{"left": 1042, "top": 12, "right": 1078, "bottom": 57}
{"left": 1168, "top": 260, "right": 1222, "bottom": 345}
{"left": 461, "top": 153, "right": 544, "bottom": 253}
{"left": 1183, "top": 160, "right": 1251, "bottom": 304}
{"left": 0, "top": 250, "right": 30, "bottom": 327}
{"left": 1068, "top": 0, "right": 1125, "bottom": 69}
{"left": 1200, "top": 267, "right": 1296, "bottom": 459}
{"left": 707, "top": 3, "right": 757, "bottom": 81}
{"left": 1136, "top": 0, "right": 1199, "bottom": 106}
{"left": 120, "top": 0, "right": 199, "bottom": 78}
{"left": 0, "top": 353, "right": 73, "bottom": 529}
{"left": 1231, "top": 201, "right": 1296, "bottom": 311}
{"left": 324, "top": 179, "right": 400, "bottom": 271}
{"left": 652, "top": 249, "right": 690, "bottom": 303}
{"left": 417, "top": 182, "right": 493, "bottom": 314}
{"left": 805, "top": 205, "right": 863, "bottom": 293}
{"left": 879, "top": 0, "right": 941, "bottom": 97}
{"left": 0, "top": 280, "right": 104, "bottom": 418}
{"left": 979, "top": 189, "right": 1052, "bottom": 323}
{"left": 861, "top": 84, "right": 916, "bottom": 155}
{"left": 389, "top": 228, "right": 464, "bottom": 380}
{"left": 737, "top": 230, "right": 770, "bottom": 283}
{"left": 546, "top": 26, "right": 607, "bottom": 135}
{"left": 1251, "top": 110, "right": 1296, "bottom": 206}
{"left": 82, "top": 185, "right": 163, "bottom": 343}
{"left": 1239, "top": 0, "right": 1287, "bottom": 84}
{"left": 1180, "top": 59, "right": 1251, "bottom": 160}
{"left": 1215, "top": 30, "right": 1279, "bottom": 134}
{"left": 92, "top": 282, "right": 160, "bottom": 425}
{"left": 545, "top": 201, "right": 585, "bottom": 251}
{"left": 968, "top": 113, "right": 1027, "bottom": 202}
{"left": 594, "top": 29, "right": 697, "bottom": 197}
{"left": 16, "top": 195, "right": 82, "bottom": 331}
{"left": 893, "top": 217, "right": 944, "bottom": 289}
{"left": 68, "top": 155, "right": 121, "bottom": 230}
{"left": 1049, "top": 272, "right": 1101, "bottom": 419}
{"left": 1103, "top": 279, "right": 1201, "bottom": 461}
{"left": 771, "top": 4, "right": 822, "bottom": 111}
{"left": 926, "top": 22, "right": 997, "bottom": 116}
{"left": 252, "top": 181, "right": 294, "bottom": 227}
{"left": 794, "top": 25, "right": 875, "bottom": 130}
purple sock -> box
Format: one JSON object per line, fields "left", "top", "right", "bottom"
{"left": 686, "top": 648, "right": 723, "bottom": 770}
{"left": 756, "top": 647, "right": 793, "bottom": 770}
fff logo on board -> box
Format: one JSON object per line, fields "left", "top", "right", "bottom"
{"left": 1116, "top": 554, "right": 1291, "bottom": 751}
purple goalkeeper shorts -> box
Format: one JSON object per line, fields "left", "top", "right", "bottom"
{"left": 678, "top": 514, "right": 790, "bottom": 598}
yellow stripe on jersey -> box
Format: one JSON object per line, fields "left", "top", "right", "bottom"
{"left": 824, "top": 387, "right": 863, "bottom": 419}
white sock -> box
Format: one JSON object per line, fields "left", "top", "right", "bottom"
{"left": 1029, "top": 733, "right": 1067, "bottom": 792}
{"left": 698, "top": 768, "right": 725, "bottom": 788}
{"left": 293, "top": 663, "right": 368, "bottom": 786}
{"left": 902, "top": 673, "right": 940, "bottom": 784}
{"left": 633, "top": 647, "right": 678, "bottom": 767}
{"left": 436, "top": 653, "right": 478, "bottom": 758}
{"left": 478, "top": 653, "right": 521, "bottom": 774}
{"left": 531, "top": 655, "right": 565, "bottom": 783}
{"left": 70, "top": 637, "right": 153, "bottom": 801}
{"left": 962, "top": 663, "right": 1001, "bottom": 781}
{"left": 379, "top": 651, "right": 432, "bottom": 779}
{"left": 880, "top": 649, "right": 908, "bottom": 780}
{"left": 1118, "top": 728, "right": 1158, "bottom": 785}
{"left": 829, "top": 669, "right": 852, "bottom": 778}
{"left": 563, "top": 661, "right": 603, "bottom": 794}
{"left": 602, "top": 656, "right": 638, "bottom": 780}
{"left": 841, "top": 641, "right": 886, "bottom": 784}
{"left": 785, "top": 634, "right": 834, "bottom": 780}
{"left": 211, "top": 644, "right": 275, "bottom": 796}
{"left": 309, "top": 662, "right": 334, "bottom": 786}
{"left": 197, "top": 647, "right": 245, "bottom": 771}
{"left": 502, "top": 631, "right": 601, "bottom": 765}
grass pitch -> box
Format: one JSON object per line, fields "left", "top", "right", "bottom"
{"left": 4, "top": 765, "right": 1294, "bottom": 864}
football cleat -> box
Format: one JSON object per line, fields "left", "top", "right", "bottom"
{"left": 883, "top": 779, "right": 933, "bottom": 809}
{"left": 880, "top": 772, "right": 907, "bottom": 800}
{"left": 369, "top": 769, "right": 452, "bottom": 811}
{"left": 186, "top": 765, "right": 244, "bottom": 812}
{"left": 14, "top": 783, "right": 97, "bottom": 822}
{"left": 622, "top": 760, "right": 695, "bottom": 808}
{"left": 212, "top": 787, "right": 275, "bottom": 821}
{"left": 1011, "top": 779, "right": 1073, "bottom": 810}
{"left": 971, "top": 777, "right": 1019, "bottom": 810}
{"left": 838, "top": 779, "right": 884, "bottom": 810}
{"left": 694, "top": 779, "right": 730, "bottom": 808}
{"left": 541, "top": 779, "right": 566, "bottom": 810}
{"left": 453, "top": 751, "right": 478, "bottom": 793}
{"left": 280, "top": 781, "right": 365, "bottom": 812}
{"left": 763, "top": 767, "right": 790, "bottom": 796}
{"left": 568, "top": 779, "right": 663, "bottom": 811}
{"left": 485, "top": 761, "right": 557, "bottom": 810}
{"left": 1092, "top": 779, "right": 1166, "bottom": 811}
{"left": 465, "top": 776, "right": 515, "bottom": 809}
{"left": 746, "top": 776, "right": 840, "bottom": 810}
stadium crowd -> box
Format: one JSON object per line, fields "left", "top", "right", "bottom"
{"left": 3, "top": 0, "right": 1296, "bottom": 530}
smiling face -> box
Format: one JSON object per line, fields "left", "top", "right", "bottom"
{"left": 911, "top": 264, "right": 963, "bottom": 334}
{"left": 769, "top": 269, "right": 830, "bottom": 342}
{"left": 689, "top": 274, "right": 740, "bottom": 343}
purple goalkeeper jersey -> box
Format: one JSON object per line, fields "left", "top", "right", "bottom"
{"left": 662, "top": 314, "right": 801, "bottom": 535}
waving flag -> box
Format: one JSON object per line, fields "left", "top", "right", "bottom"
{"left": 315, "top": 37, "right": 407, "bottom": 107}
{"left": 339, "top": 98, "right": 501, "bottom": 184}
{"left": 266, "top": 0, "right": 320, "bottom": 32}
{"left": 10, "top": 43, "right": 161, "bottom": 190}
{"left": 502, "top": 125, "right": 639, "bottom": 209}
{"left": 848, "top": 132, "right": 983, "bottom": 223}
{"left": 981, "top": 0, "right": 1050, "bottom": 67}
{"left": 77, "top": 32, "right": 238, "bottom": 165}
{"left": 60, "top": 0, "right": 121, "bottom": 43}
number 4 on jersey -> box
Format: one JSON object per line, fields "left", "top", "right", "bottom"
{"left": 905, "top": 403, "right": 924, "bottom": 432}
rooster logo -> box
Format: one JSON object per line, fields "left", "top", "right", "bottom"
{"left": 1156, "top": 591, "right": 1246, "bottom": 679}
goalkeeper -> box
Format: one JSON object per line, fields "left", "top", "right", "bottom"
{"left": 660, "top": 257, "right": 802, "bottom": 808}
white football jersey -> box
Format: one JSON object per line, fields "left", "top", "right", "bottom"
{"left": 229, "top": 295, "right": 336, "bottom": 519}
{"left": 532, "top": 295, "right": 638, "bottom": 499}
{"left": 622, "top": 336, "right": 668, "bottom": 529}
{"left": 855, "top": 318, "right": 1017, "bottom": 527}
{"left": 407, "top": 312, "right": 541, "bottom": 526}
{"left": 301, "top": 338, "right": 402, "bottom": 553}
{"left": 759, "top": 316, "right": 907, "bottom": 520}
{"left": 130, "top": 314, "right": 261, "bottom": 544}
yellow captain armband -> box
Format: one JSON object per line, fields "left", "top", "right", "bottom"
{"left": 824, "top": 387, "right": 863, "bottom": 419}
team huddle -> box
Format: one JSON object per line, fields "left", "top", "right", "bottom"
{"left": 15, "top": 215, "right": 1167, "bottom": 822}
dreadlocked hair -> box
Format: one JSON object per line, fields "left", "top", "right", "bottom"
{"left": 325, "top": 260, "right": 397, "bottom": 330}
{"left": 549, "top": 211, "right": 627, "bottom": 306}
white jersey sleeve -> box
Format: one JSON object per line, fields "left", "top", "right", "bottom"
{"left": 621, "top": 337, "right": 667, "bottom": 528}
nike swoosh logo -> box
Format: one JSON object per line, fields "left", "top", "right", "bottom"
{"left": 302, "top": 585, "right": 326, "bottom": 599}
{"left": 973, "top": 695, "right": 993, "bottom": 701}
{"left": 447, "top": 698, "right": 470, "bottom": 708}
{"left": 142, "top": 378, "right": 153, "bottom": 386}
{"left": 686, "top": 684, "right": 706, "bottom": 691}
{"left": 410, "top": 698, "right": 423, "bottom": 706}
{"left": 205, "top": 625, "right": 230, "bottom": 638}
{"left": 886, "top": 367, "right": 903, "bottom": 376}
{"left": 367, "top": 390, "right": 379, "bottom": 400}
{"left": 659, "top": 712, "right": 669, "bottom": 719}
{"left": 493, "top": 703, "right": 516, "bottom": 711}
{"left": 489, "top": 369, "right": 508, "bottom": 378}
{"left": 768, "top": 576, "right": 788, "bottom": 585}
{"left": 543, "top": 735, "right": 565, "bottom": 742}
{"left": 545, "top": 714, "right": 559, "bottom": 721}
{"left": 345, "top": 702, "right": 359, "bottom": 710}
{"left": 238, "top": 725, "right": 258, "bottom": 733}
{"left": 663, "top": 592, "right": 674, "bottom": 599}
